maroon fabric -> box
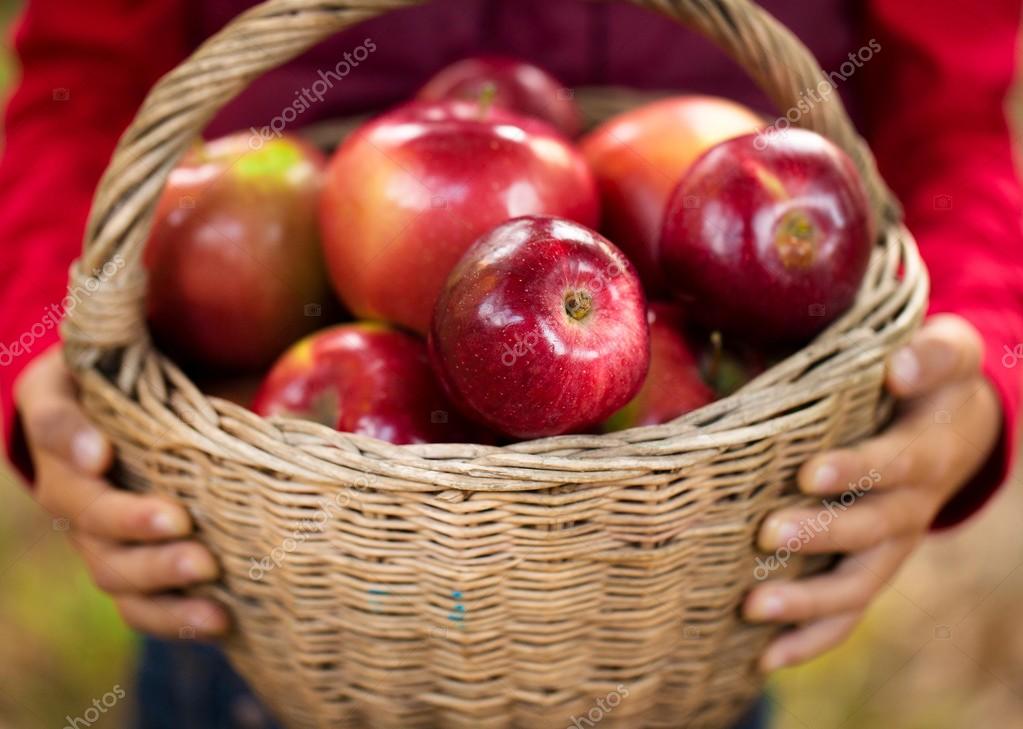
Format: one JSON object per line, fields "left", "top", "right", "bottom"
{"left": 198, "top": 0, "right": 864, "bottom": 135}
{"left": 1, "top": 0, "right": 1021, "bottom": 529}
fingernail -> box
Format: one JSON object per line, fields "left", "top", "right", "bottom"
{"left": 761, "top": 649, "right": 790, "bottom": 672}
{"left": 809, "top": 462, "right": 839, "bottom": 493}
{"left": 890, "top": 348, "right": 921, "bottom": 389}
{"left": 750, "top": 593, "right": 786, "bottom": 621}
{"left": 764, "top": 517, "right": 800, "bottom": 549}
{"left": 71, "top": 429, "right": 105, "bottom": 471}
{"left": 150, "top": 510, "right": 190, "bottom": 538}
{"left": 177, "top": 553, "right": 216, "bottom": 581}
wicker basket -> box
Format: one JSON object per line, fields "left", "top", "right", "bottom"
{"left": 62, "top": 1, "right": 929, "bottom": 727}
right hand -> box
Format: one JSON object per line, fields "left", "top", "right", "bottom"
{"left": 14, "top": 346, "right": 230, "bottom": 639}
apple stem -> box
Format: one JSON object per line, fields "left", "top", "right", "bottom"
{"left": 564, "top": 290, "right": 593, "bottom": 321}
{"left": 708, "top": 331, "right": 723, "bottom": 385}
{"left": 477, "top": 82, "right": 498, "bottom": 119}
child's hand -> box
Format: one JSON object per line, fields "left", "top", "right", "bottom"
{"left": 15, "top": 346, "right": 230, "bottom": 639}
{"left": 744, "top": 314, "right": 1002, "bottom": 671}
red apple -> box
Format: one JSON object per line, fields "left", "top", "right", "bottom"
{"left": 661, "top": 129, "right": 873, "bottom": 342}
{"left": 580, "top": 96, "right": 762, "bottom": 293}
{"left": 429, "top": 216, "right": 649, "bottom": 438}
{"left": 320, "top": 100, "right": 599, "bottom": 334}
{"left": 253, "top": 323, "right": 482, "bottom": 445}
{"left": 417, "top": 55, "right": 581, "bottom": 137}
{"left": 146, "top": 133, "right": 331, "bottom": 372}
{"left": 602, "top": 303, "right": 714, "bottom": 431}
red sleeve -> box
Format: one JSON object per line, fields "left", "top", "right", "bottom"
{"left": 863, "top": 0, "right": 1023, "bottom": 527}
{"left": 0, "top": 0, "right": 188, "bottom": 480}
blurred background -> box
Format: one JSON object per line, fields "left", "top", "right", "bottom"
{"left": 1, "top": 0, "right": 1022, "bottom": 727}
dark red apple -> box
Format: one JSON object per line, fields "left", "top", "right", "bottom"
{"left": 417, "top": 55, "right": 581, "bottom": 137}
{"left": 252, "top": 323, "right": 481, "bottom": 445}
{"left": 602, "top": 303, "right": 715, "bottom": 431}
{"left": 320, "top": 100, "right": 599, "bottom": 335}
{"left": 661, "top": 129, "right": 873, "bottom": 343}
{"left": 146, "top": 133, "right": 331, "bottom": 372}
{"left": 429, "top": 216, "right": 649, "bottom": 439}
{"left": 580, "top": 96, "right": 762, "bottom": 293}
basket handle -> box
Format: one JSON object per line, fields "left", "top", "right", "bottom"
{"left": 63, "top": 0, "right": 901, "bottom": 372}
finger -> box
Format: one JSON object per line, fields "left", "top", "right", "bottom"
{"left": 760, "top": 612, "right": 861, "bottom": 672}
{"left": 886, "top": 314, "right": 983, "bottom": 398}
{"left": 797, "top": 413, "right": 934, "bottom": 496}
{"left": 746, "top": 538, "right": 915, "bottom": 623}
{"left": 37, "top": 458, "right": 191, "bottom": 541}
{"left": 759, "top": 488, "right": 935, "bottom": 554}
{"left": 113, "top": 594, "right": 230, "bottom": 640}
{"left": 74, "top": 536, "right": 220, "bottom": 594}
{"left": 15, "top": 348, "right": 113, "bottom": 474}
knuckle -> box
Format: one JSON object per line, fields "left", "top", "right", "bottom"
{"left": 114, "top": 598, "right": 143, "bottom": 630}
{"left": 24, "top": 402, "right": 77, "bottom": 450}
{"left": 34, "top": 480, "right": 60, "bottom": 515}
{"left": 92, "top": 564, "right": 123, "bottom": 594}
{"left": 932, "top": 315, "right": 983, "bottom": 369}
{"left": 857, "top": 512, "right": 890, "bottom": 548}
{"left": 845, "top": 577, "right": 875, "bottom": 612}
{"left": 84, "top": 552, "right": 122, "bottom": 593}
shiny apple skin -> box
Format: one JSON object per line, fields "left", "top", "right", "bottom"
{"left": 429, "top": 216, "right": 649, "bottom": 439}
{"left": 603, "top": 303, "right": 715, "bottom": 431}
{"left": 320, "top": 100, "right": 599, "bottom": 335}
{"left": 580, "top": 96, "right": 762, "bottom": 294}
{"left": 146, "top": 133, "right": 331, "bottom": 372}
{"left": 252, "top": 323, "right": 483, "bottom": 445}
{"left": 661, "top": 129, "right": 873, "bottom": 343}
{"left": 417, "top": 55, "right": 582, "bottom": 137}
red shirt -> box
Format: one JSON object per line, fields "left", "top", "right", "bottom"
{"left": 2, "top": 0, "right": 1021, "bottom": 528}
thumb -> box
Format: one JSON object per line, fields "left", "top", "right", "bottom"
{"left": 886, "top": 314, "right": 985, "bottom": 398}
{"left": 14, "top": 347, "right": 113, "bottom": 475}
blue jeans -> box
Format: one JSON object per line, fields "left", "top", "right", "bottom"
{"left": 134, "top": 638, "right": 770, "bottom": 729}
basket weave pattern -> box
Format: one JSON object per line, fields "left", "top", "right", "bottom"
{"left": 63, "top": 1, "right": 928, "bottom": 727}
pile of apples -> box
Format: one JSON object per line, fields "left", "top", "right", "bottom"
{"left": 146, "top": 56, "right": 873, "bottom": 445}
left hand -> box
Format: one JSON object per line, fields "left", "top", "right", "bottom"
{"left": 743, "top": 314, "right": 1002, "bottom": 671}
